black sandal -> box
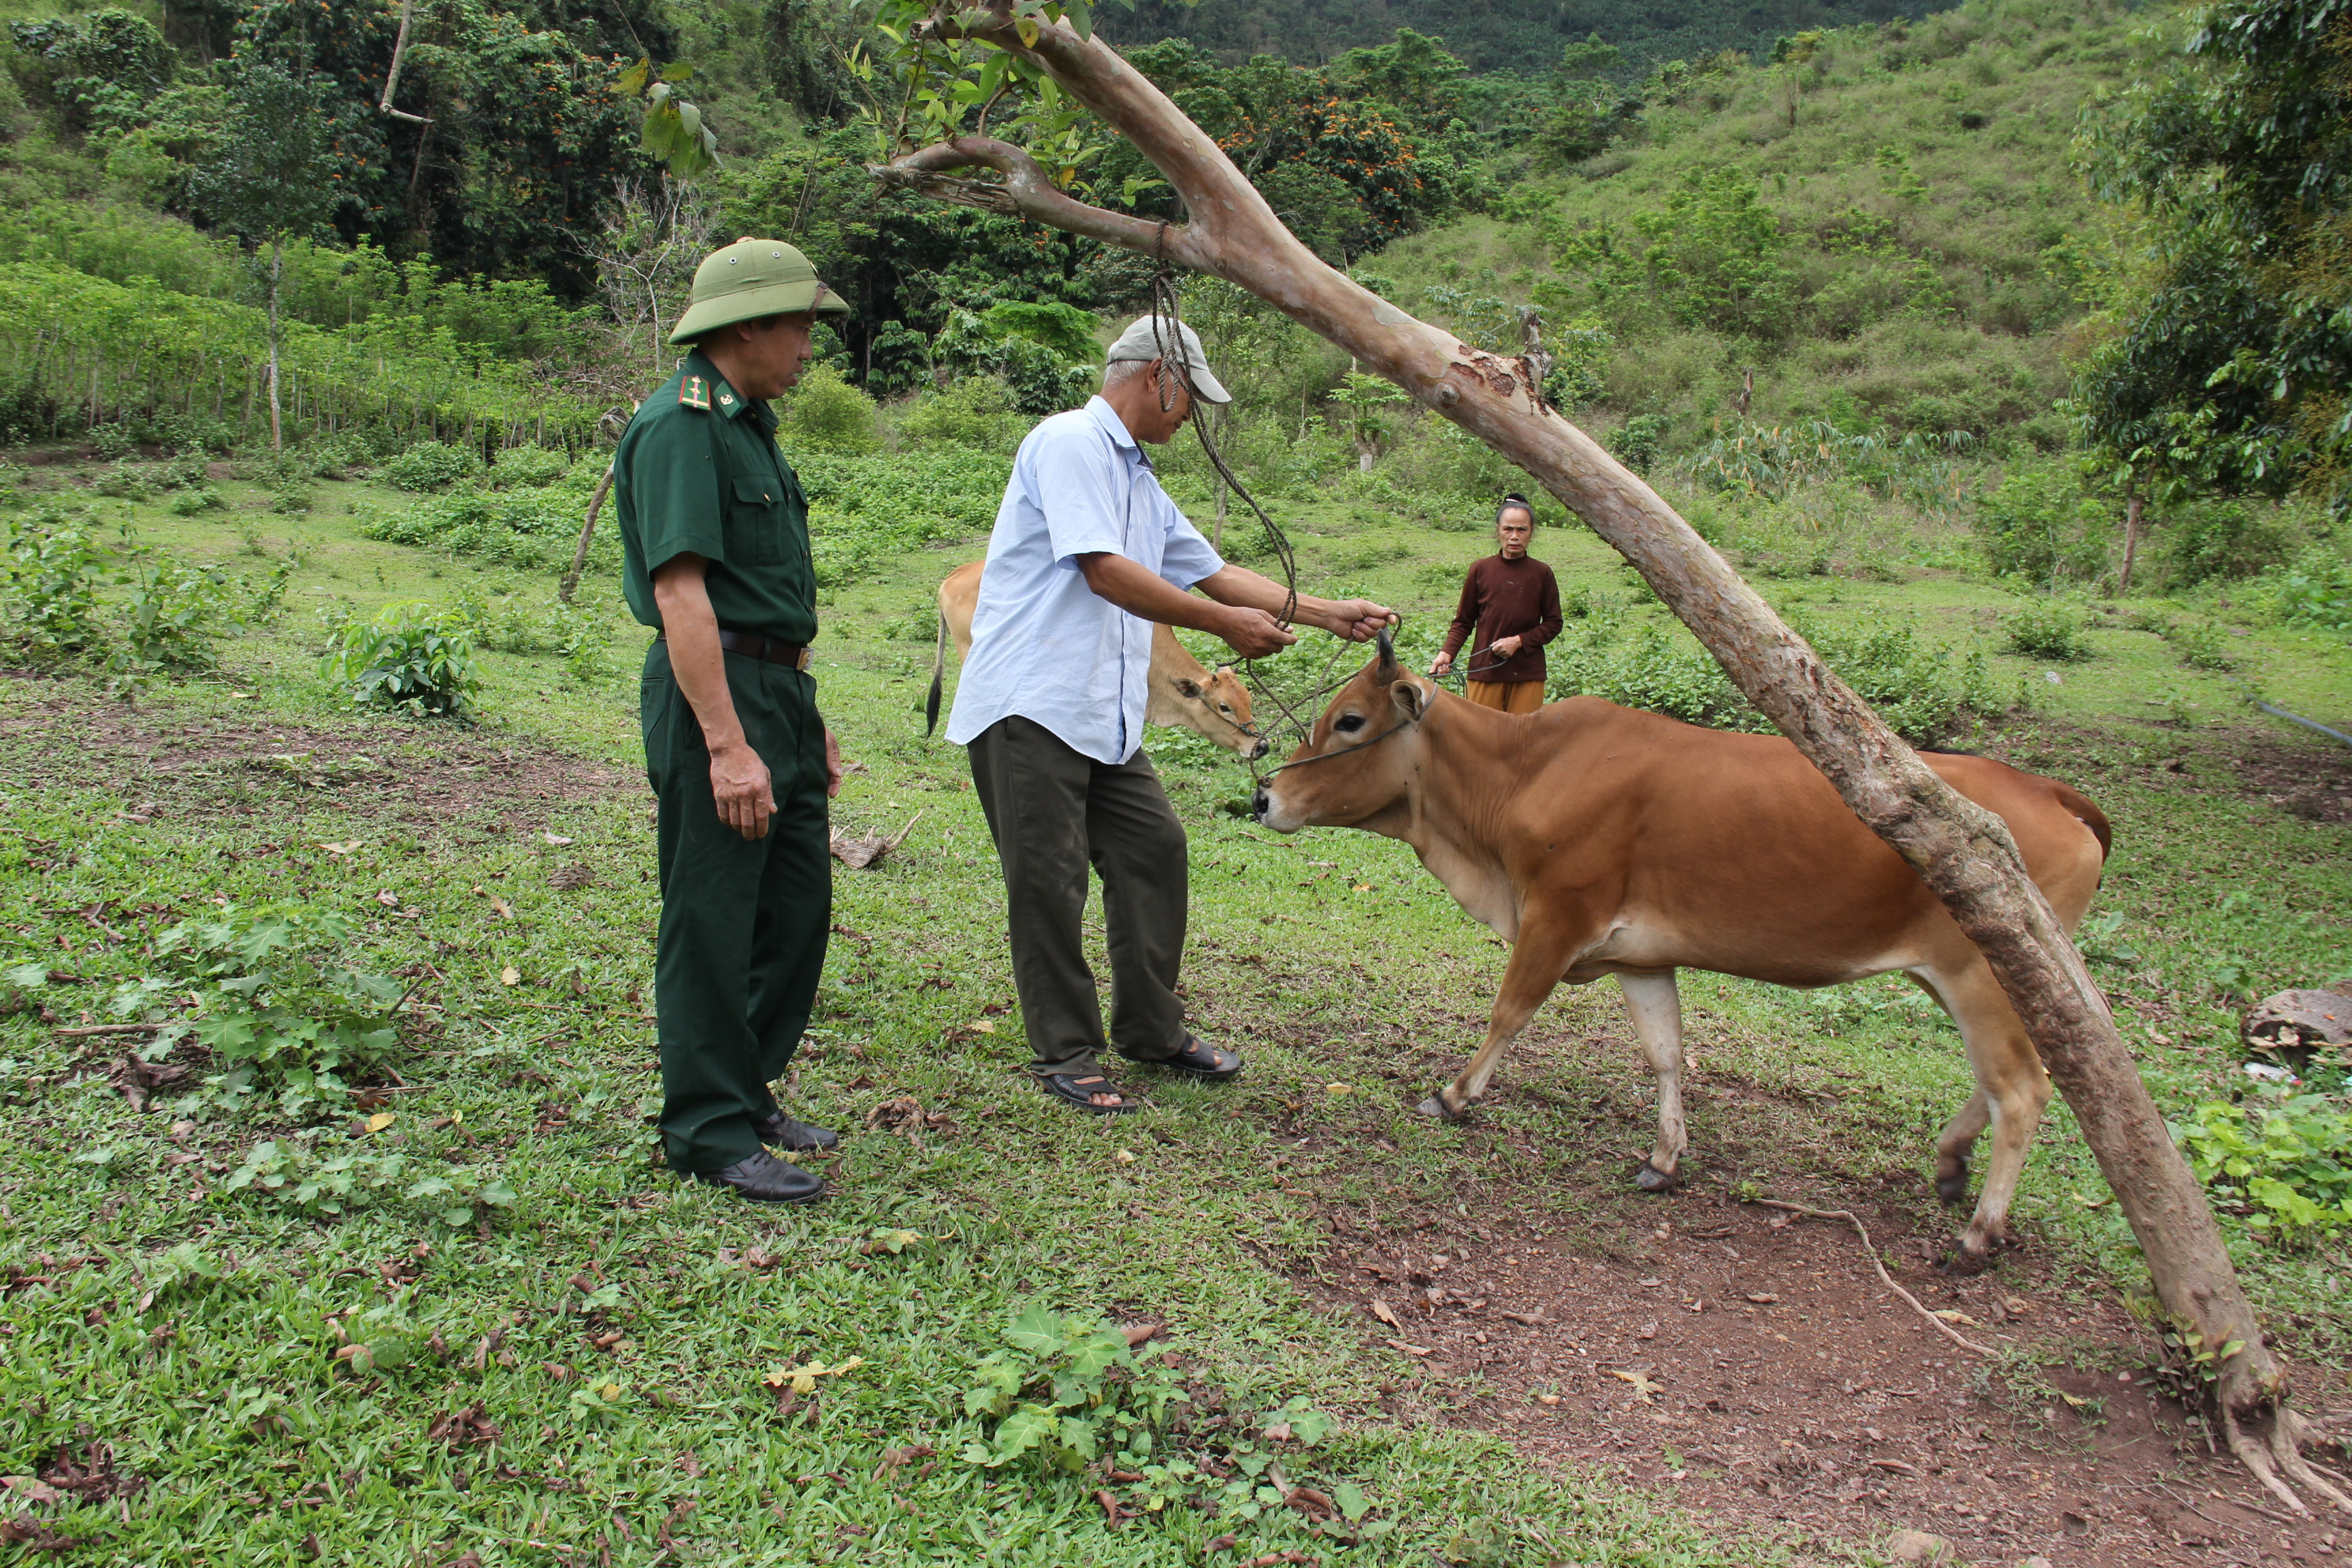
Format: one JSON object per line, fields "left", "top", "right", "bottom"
{"left": 1156, "top": 1037, "right": 1243, "bottom": 1081}
{"left": 1037, "top": 1073, "right": 1141, "bottom": 1115}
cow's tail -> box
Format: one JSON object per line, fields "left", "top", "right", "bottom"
{"left": 2056, "top": 781, "right": 2113, "bottom": 860}
{"left": 924, "top": 606, "right": 947, "bottom": 738}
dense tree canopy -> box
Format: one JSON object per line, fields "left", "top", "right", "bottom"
{"left": 2072, "top": 0, "right": 2352, "bottom": 514}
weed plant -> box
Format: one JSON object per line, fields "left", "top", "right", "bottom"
{"left": 2002, "top": 600, "right": 2094, "bottom": 662}
{"left": 321, "top": 600, "right": 483, "bottom": 715}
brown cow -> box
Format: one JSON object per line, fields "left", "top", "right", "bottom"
{"left": 1253, "top": 634, "right": 2111, "bottom": 1263}
{"left": 926, "top": 560, "right": 1267, "bottom": 758}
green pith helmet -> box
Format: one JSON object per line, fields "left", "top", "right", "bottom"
{"left": 667, "top": 238, "right": 849, "bottom": 345}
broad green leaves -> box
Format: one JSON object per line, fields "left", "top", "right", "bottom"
{"left": 617, "top": 59, "right": 721, "bottom": 180}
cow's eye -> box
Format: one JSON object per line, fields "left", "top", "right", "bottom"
{"left": 1334, "top": 713, "right": 1366, "bottom": 735}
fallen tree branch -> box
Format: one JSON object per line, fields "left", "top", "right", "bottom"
{"left": 1754, "top": 1200, "right": 1993, "bottom": 1356}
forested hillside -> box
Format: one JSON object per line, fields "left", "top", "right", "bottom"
{"left": 1100, "top": 0, "right": 1945, "bottom": 77}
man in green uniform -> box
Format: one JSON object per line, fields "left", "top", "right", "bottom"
{"left": 612, "top": 238, "right": 848, "bottom": 1203}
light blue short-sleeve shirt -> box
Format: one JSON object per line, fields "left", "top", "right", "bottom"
{"left": 945, "top": 397, "right": 1225, "bottom": 764}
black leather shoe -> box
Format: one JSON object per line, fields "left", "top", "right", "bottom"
{"left": 691, "top": 1149, "right": 826, "bottom": 1203}
{"left": 752, "top": 1109, "right": 839, "bottom": 1152}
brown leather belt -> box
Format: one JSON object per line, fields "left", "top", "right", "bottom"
{"left": 659, "top": 628, "right": 812, "bottom": 670}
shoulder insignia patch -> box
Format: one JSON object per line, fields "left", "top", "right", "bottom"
{"left": 680, "top": 376, "right": 710, "bottom": 411}
{"left": 718, "top": 391, "right": 736, "bottom": 406}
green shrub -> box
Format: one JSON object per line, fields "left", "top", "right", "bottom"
{"left": 898, "top": 376, "right": 1028, "bottom": 450}
{"left": 780, "top": 365, "right": 881, "bottom": 455}
{"left": 323, "top": 601, "right": 483, "bottom": 715}
{"left": 1607, "top": 413, "right": 1669, "bottom": 476}
{"left": 0, "top": 508, "right": 108, "bottom": 658}
{"left": 118, "top": 554, "right": 242, "bottom": 675}
{"left": 109, "top": 902, "right": 406, "bottom": 1121}
{"left": 1541, "top": 606, "right": 2008, "bottom": 745}
{"left": 2169, "top": 617, "right": 2236, "bottom": 671}
{"left": 90, "top": 421, "right": 135, "bottom": 461}
{"left": 269, "top": 485, "right": 314, "bottom": 515}
{"left": 381, "top": 439, "right": 485, "bottom": 492}
{"left": 960, "top": 1307, "right": 1188, "bottom": 1473}
{"left": 166, "top": 486, "right": 228, "bottom": 515}
{"left": 157, "top": 449, "right": 210, "bottom": 489}
{"left": 2001, "top": 600, "right": 2094, "bottom": 661}
{"left": 2262, "top": 546, "right": 2352, "bottom": 632}
{"left": 360, "top": 471, "right": 602, "bottom": 569}
{"left": 487, "top": 444, "right": 572, "bottom": 489}
{"left": 2160, "top": 500, "right": 2296, "bottom": 588}
{"left": 2174, "top": 1087, "right": 2352, "bottom": 1246}
{"left": 89, "top": 459, "right": 149, "bottom": 500}
{"left": 1972, "top": 467, "right": 2113, "bottom": 585}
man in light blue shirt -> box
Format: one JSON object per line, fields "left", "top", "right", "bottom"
{"left": 947, "top": 316, "right": 1391, "bottom": 1113}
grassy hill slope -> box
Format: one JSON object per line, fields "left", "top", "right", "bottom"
{"left": 1377, "top": 0, "right": 2138, "bottom": 454}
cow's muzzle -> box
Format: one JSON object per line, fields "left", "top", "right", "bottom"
{"left": 1251, "top": 784, "right": 1270, "bottom": 822}
{"left": 1247, "top": 736, "right": 1270, "bottom": 761}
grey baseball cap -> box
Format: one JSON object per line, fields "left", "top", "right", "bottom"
{"left": 1105, "top": 314, "right": 1232, "bottom": 404}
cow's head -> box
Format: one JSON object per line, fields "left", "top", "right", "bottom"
{"left": 1253, "top": 627, "right": 1435, "bottom": 833}
{"left": 1164, "top": 664, "right": 1269, "bottom": 760}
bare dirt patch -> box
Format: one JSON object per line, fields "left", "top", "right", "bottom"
{"left": 0, "top": 674, "right": 641, "bottom": 832}
{"left": 1298, "top": 1173, "right": 2349, "bottom": 1568}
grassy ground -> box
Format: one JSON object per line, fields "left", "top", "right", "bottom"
{"left": 1, "top": 452, "right": 2347, "bottom": 1566}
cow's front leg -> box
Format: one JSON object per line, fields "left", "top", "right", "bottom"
{"left": 1616, "top": 970, "right": 1687, "bottom": 1191}
{"left": 1418, "top": 924, "right": 1575, "bottom": 1119}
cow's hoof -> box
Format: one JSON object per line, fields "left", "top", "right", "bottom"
{"left": 1415, "top": 1094, "right": 1466, "bottom": 1122}
{"left": 1633, "top": 1159, "right": 1677, "bottom": 1192}
{"left": 1935, "top": 1169, "right": 1970, "bottom": 1206}
{"left": 1938, "top": 1239, "right": 1999, "bottom": 1277}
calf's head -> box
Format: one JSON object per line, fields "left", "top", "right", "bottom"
{"left": 1253, "top": 630, "right": 1435, "bottom": 833}
{"left": 1164, "top": 664, "right": 1268, "bottom": 760}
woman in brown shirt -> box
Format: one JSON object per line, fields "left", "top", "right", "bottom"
{"left": 1431, "top": 494, "right": 1562, "bottom": 713}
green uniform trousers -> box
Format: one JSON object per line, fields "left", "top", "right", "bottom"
{"left": 640, "top": 640, "right": 831, "bottom": 1172}
{"left": 967, "top": 715, "right": 1191, "bottom": 1079}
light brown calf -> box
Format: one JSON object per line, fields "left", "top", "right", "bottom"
{"left": 925, "top": 559, "right": 1266, "bottom": 758}
{"left": 1254, "top": 637, "right": 2111, "bottom": 1263}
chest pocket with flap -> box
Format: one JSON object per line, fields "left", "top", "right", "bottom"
{"left": 725, "top": 473, "right": 783, "bottom": 565}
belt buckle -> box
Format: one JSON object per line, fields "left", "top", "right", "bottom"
{"left": 793, "top": 647, "right": 811, "bottom": 672}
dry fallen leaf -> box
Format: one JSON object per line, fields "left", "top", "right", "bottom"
{"left": 1612, "top": 1369, "right": 1664, "bottom": 1403}
{"left": 364, "top": 1112, "right": 395, "bottom": 1134}
{"left": 1369, "top": 1299, "right": 1401, "bottom": 1328}
{"left": 761, "top": 1357, "right": 864, "bottom": 1396}
{"left": 491, "top": 898, "right": 513, "bottom": 919}
{"left": 1112, "top": 1149, "right": 1135, "bottom": 1164}
{"left": 319, "top": 840, "right": 361, "bottom": 857}
{"left": 542, "top": 832, "right": 574, "bottom": 846}
{"left": 1325, "top": 1082, "right": 1352, "bottom": 1094}
{"left": 1931, "top": 1309, "right": 1982, "bottom": 1327}
{"left": 969, "top": 1019, "right": 996, "bottom": 1034}
{"left": 1537, "top": 1393, "right": 1562, "bottom": 1406}
{"left": 1383, "top": 1337, "right": 1433, "bottom": 1357}
{"left": 1, "top": 1477, "right": 65, "bottom": 1506}
{"left": 374, "top": 890, "right": 400, "bottom": 908}
{"left": 1744, "top": 1292, "right": 1780, "bottom": 1305}
{"left": 500, "top": 966, "right": 521, "bottom": 987}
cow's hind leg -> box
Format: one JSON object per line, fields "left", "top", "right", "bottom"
{"left": 1419, "top": 922, "right": 1581, "bottom": 1120}
{"left": 1914, "top": 956, "right": 2052, "bottom": 1263}
{"left": 1616, "top": 971, "right": 1688, "bottom": 1191}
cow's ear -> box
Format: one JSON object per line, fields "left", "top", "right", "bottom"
{"left": 1173, "top": 676, "right": 1205, "bottom": 698}
{"left": 1391, "top": 679, "right": 1429, "bottom": 721}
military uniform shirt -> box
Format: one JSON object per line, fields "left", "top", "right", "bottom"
{"left": 612, "top": 350, "right": 818, "bottom": 644}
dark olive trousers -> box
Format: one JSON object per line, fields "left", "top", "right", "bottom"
{"left": 966, "top": 715, "right": 1191, "bottom": 1079}
{"left": 641, "top": 640, "right": 832, "bottom": 1173}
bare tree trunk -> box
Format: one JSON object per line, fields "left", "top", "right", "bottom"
{"left": 267, "top": 235, "right": 284, "bottom": 454}
{"left": 559, "top": 467, "right": 615, "bottom": 605}
{"left": 868, "top": 10, "right": 2341, "bottom": 1507}
{"left": 2120, "top": 485, "right": 2143, "bottom": 594}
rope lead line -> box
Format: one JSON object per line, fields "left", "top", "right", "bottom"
{"left": 1146, "top": 225, "right": 1315, "bottom": 742}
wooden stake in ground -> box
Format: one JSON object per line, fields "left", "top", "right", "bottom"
{"left": 558, "top": 467, "right": 616, "bottom": 605}
{"left": 867, "top": 3, "right": 2344, "bottom": 1512}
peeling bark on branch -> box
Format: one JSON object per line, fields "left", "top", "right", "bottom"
{"left": 868, "top": 5, "right": 2339, "bottom": 1500}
